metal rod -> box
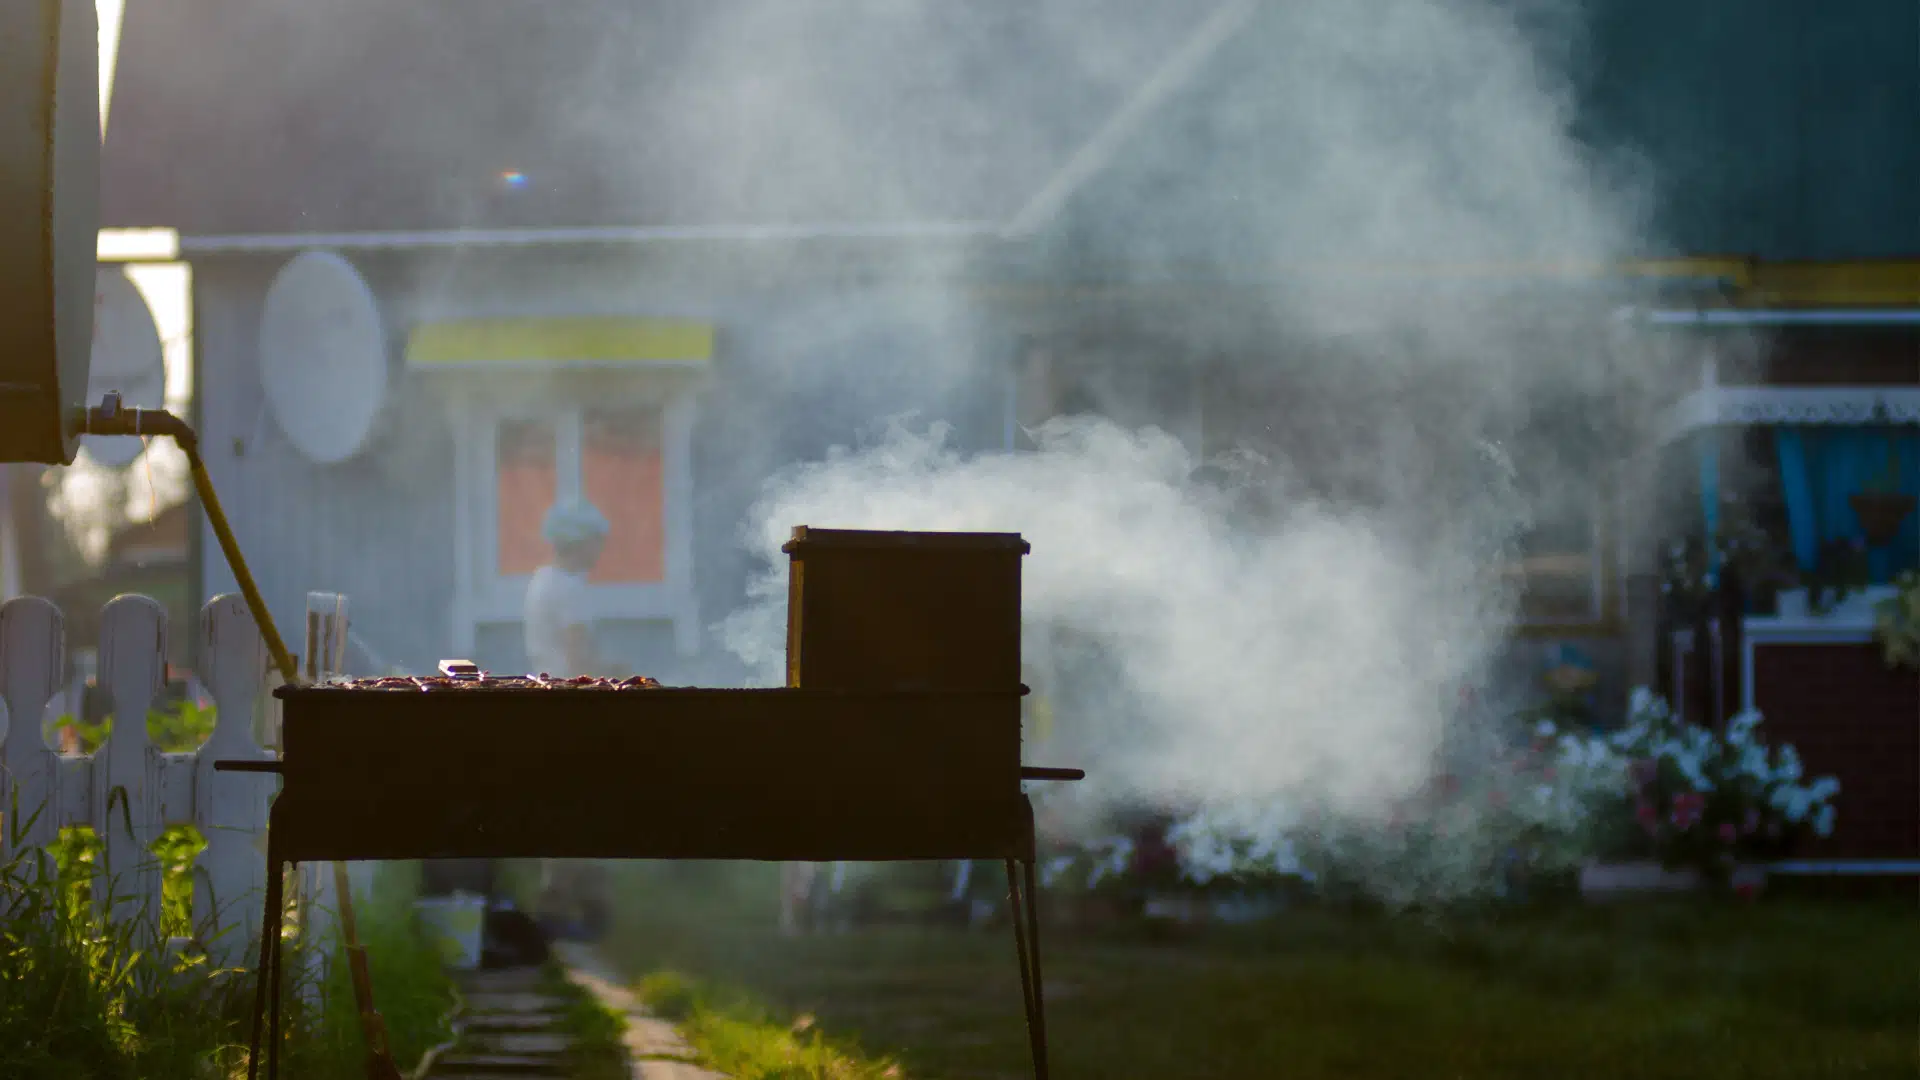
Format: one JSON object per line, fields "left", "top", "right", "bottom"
{"left": 246, "top": 847, "right": 283, "bottom": 1080}
{"left": 1020, "top": 767, "right": 1085, "bottom": 782}
{"left": 269, "top": 863, "right": 285, "bottom": 1080}
{"left": 1006, "top": 858, "right": 1047, "bottom": 1080}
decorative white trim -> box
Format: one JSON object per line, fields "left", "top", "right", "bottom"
{"left": 1659, "top": 386, "right": 1920, "bottom": 444}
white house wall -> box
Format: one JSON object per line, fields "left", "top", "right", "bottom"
{"left": 192, "top": 245, "right": 1013, "bottom": 684}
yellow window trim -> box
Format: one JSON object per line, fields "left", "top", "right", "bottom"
{"left": 406, "top": 317, "right": 714, "bottom": 368}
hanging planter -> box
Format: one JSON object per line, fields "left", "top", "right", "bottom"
{"left": 1848, "top": 492, "right": 1917, "bottom": 548}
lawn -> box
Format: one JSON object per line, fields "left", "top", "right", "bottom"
{"left": 599, "top": 862, "right": 1919, "bottom": 1080}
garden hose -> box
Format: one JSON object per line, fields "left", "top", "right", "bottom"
{"left": 80, "top": 394, "right": 395, "bottom": 1079}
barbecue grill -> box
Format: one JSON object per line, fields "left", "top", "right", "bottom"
{"left": 224, "top": 527, "right": 1081, "bottom": 1080}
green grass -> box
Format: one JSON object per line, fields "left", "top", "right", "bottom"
{"left": 600, "top": 862, "right": 1920, "bottom": 1080}
{"left": 538, "top": 960, "right": 633, "bottom": 1080}
{"left": 282, "top": 862, "right": 459, "bottom": 1078}
{"left": 6, "top": 705, "right": 458, "bottom": 1078}
{"left": 1, "top": 793, "right": 457, "bottom": 1080}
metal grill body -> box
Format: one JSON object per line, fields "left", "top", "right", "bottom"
{"left": 236, "top": 528, "right": 1073, "bottom": 1080}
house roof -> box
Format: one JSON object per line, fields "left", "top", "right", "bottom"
{"left": 100, "top": 0, "right": 1212, "bottom": 237}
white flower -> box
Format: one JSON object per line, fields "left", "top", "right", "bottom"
{"left": 1805, "top": 775, "right": 1840, "bottom": 803}
{"left": 1534, "top": 719, "right": 1558, "bottom": 739}
{"left": 1812, "top": 804, "right": 1836, "bottom": 838}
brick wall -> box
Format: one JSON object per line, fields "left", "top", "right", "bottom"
{"left": 1752, "top": 643, "right": 1920, "bottom": 860}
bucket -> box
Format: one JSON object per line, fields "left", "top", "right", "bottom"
{"left": 413, "top": 891, "right": 486, "bottom": 969}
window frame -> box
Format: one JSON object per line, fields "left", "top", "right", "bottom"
{"left": 449, "top": 383, "right": 698, "bottom": 658}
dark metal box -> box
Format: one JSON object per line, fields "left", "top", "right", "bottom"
{"left": 783, "top": 526, "right": 1028, "bottom": 692}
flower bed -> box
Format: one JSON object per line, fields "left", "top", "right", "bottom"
{"left": 1030, "top": 689, "right": 1839, "bottom": 914}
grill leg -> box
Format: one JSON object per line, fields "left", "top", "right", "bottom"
{"left": 1005, "top": 858, "right": 1051, "bottom": 1080}
{"left": 246, "top": 848, "right": 286, "bottom": 1080}
{"left": 270, "top": 862, "right": 287, "bottom": 1080}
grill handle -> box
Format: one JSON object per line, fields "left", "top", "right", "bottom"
{"left": 216, "top": 760, "right": 286, "bottom": 774}
{"left": 217, "top": 761, "right": 1074, "bottom": 780}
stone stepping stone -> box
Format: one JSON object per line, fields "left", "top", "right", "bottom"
{"left": 458, "top": 970, "right": 549, "bottom": 994}
{"left": 465, "top": 1032, "right": 573, "bottom": 1057}
{"left": 462, "top": 992, "right": 571, "bottom": 1016}
{"left": 461, "top": 1012, "right": 563, "bottom": 1034}
{"left": 428, "top": 1052, "right": 568, "bottom": 1076}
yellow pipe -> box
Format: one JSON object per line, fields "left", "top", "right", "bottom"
{"left": 78, "top": 400, "right": 299, "bottom": 684}
{"left": 185, "top": 449, "right": 300, "bottom": 685}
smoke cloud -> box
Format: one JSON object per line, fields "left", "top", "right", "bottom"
{"left": 705, "top": 0, "right": 1693, "bottom": 901}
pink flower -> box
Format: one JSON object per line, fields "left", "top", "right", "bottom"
{"left": 1735, "top": 882, "right": 1759, "bottom": 903}
{"left": 1542, "top": 766, "right": 1557, "bottom": 782}
{"left": 1718, "top": 823, "right": 1738, "bottom": 844}
{"left": 1635, "top": 801, "right": 1659, "bottom": 833}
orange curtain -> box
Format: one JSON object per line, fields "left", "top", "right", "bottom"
{"left": 496, "top": 419, "right": 557, "bottom": 575}
{"left": 583, "top": 409, "right": 665, "bottom": 583}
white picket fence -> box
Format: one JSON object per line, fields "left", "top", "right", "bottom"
{"left": 0, "top": 592, "right": 340, "bottom": 972}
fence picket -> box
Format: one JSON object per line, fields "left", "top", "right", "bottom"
{"left": 0, "top": 597, "right": 68, "bottom": 880}
{"left": 95, "top": 595, "right": 168, "bottom": 952}
{"left": 196, "top": 593, "right": 278, "bottom": 965}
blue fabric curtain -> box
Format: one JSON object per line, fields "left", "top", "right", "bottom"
{"left": 1775, "top": 425, "right": 1920, "bottom": 583}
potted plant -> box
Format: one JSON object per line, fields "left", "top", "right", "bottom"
{"left": 1873, "top": 569, "right": 1920, "bottom": 671}
{"left": 1848, "top": 440, "right": 1915, "bottom": 548}
{"left": 1605, "top": 692, "right": 1840, "bottom": 894}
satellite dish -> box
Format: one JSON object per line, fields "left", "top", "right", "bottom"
{"left": 0, "top": 0, "right": 99, "bottom": 465}
{"left": 79, "top": 269, "right": 166, "bottom": 467}
{"left": 258, "top": 250, "right": 389, "bottom": 465}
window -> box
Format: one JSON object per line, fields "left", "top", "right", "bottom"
{"left": 496, "top": 418, "right": 557, "bottom": 576}
{"left": 490, "top": 407, "right": 666, "bottom": 583}
{"left": 1508, "top": 489, "right": 1606, "bottom": 623}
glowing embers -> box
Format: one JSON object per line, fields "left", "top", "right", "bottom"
{"left": 323, "top": 673, "right": 663, "bottom": 692}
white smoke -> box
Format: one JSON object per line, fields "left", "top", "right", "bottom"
{"left": 711, "top": 0, "right": 1690, "bottom": 903}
